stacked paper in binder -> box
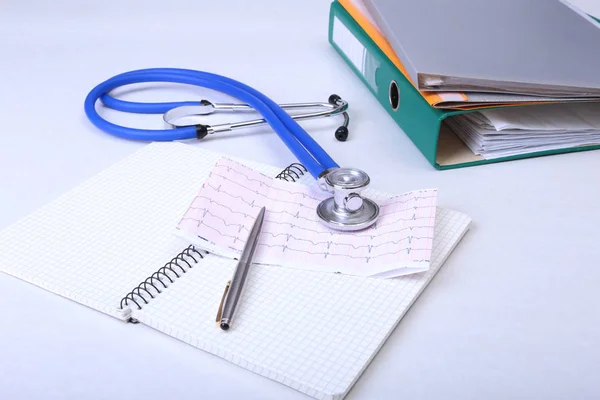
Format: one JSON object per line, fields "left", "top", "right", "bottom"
{"left": 445, "top": 103, "right": 600, "bottom": 159}
{"left": 329, "top": 0, "right": 600, "bottom": 167}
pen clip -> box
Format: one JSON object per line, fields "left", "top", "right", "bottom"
{"left": 216, "top": 280, "right": 231, "bottom": 324}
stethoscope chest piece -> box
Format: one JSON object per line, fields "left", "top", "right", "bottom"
{"left": 317, "top": 168, "right": 380, "bottom": 231}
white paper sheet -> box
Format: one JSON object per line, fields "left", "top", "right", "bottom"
{"left": 446, "top": 102, "right": 600, "bottom": 159}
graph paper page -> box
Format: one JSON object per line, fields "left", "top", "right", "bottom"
{"left": 134, "top": 207, "right": 471, "bottom": 400}
{"left": 176, "top": 158, "right": 438, "bottom": 277}
{"left": 0, "top": 143, "right": 285, "bottom": 320}
{"left": 0, "top": 142, "right": 471, "bottom": 400}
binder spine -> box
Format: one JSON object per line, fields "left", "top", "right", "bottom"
{"left": 275, "top": 163, "right": 307, "bottom": 182}
{"left": 328, "top": 1, "right": 444, "bottom": 168}
{"left": 119, "top": 245, "right": 206, "bottom": 312}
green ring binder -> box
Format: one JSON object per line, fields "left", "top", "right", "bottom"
{"left": 328, "top": 0, "right": 600, "bottom": 170}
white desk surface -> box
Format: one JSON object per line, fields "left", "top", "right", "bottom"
{"left": 1, "top": 1, "right": 599, "bottom": 399}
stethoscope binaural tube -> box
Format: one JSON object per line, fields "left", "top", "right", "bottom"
{"left": 160, "top": 96, "right": 349, "bottom": 141}
{"left": 84, "top": 68, "right": 339, "bottom": 179}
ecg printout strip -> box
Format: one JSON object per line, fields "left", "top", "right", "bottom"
{"left": 176, "top": 158, "right": 438, "bottom": 277}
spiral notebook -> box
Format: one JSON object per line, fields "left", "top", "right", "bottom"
{"left": 0, "top": 142, "right": 471, "bottom": 400}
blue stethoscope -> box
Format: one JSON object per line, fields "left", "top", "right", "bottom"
{"left": 84, "top": 68, "right": 379, "bottom": 231}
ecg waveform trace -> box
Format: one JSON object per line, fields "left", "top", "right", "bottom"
{"left": 176, "top": 158, "right": 439, "bottom": 277}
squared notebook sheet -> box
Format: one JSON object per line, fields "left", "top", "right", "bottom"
{"left": 0, "top": 142, "right": 471, "bottom": 400}
{"left": 176, "top": 157, "right": 438, "bottom": 278}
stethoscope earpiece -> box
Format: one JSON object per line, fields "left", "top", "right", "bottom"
{"left": 335, "top": 126, "right": 349, "bottom": 141}
{"left": 328, "top": 94, "right": 342, "bottom": 104}
{"left": 328, "top": 94, "right": 349, "bottom": 141}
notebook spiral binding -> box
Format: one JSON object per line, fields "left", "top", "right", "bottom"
{"left": 119, "top": 245, "right": 205, "bottom": 314}
{"left": 275, "top": 163, "right": 307, "bottom": 182}
{"left": 119, "top": 162, "right": 306, "bottom": 322}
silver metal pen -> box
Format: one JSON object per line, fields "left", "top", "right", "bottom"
{"left": 216, "top": 206, "right": 266, "bottom": 331}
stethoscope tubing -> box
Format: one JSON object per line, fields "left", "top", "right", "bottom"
{"left": 84, "top": 68, "right": 339, "bottom": 178}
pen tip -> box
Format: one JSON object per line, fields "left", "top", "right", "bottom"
{"left": 220, "top": 322, "right": 230, "bottom": 331}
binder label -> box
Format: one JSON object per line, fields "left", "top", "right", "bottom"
{"left": 332, "top": 16, "right": 379, "bottom": 91}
